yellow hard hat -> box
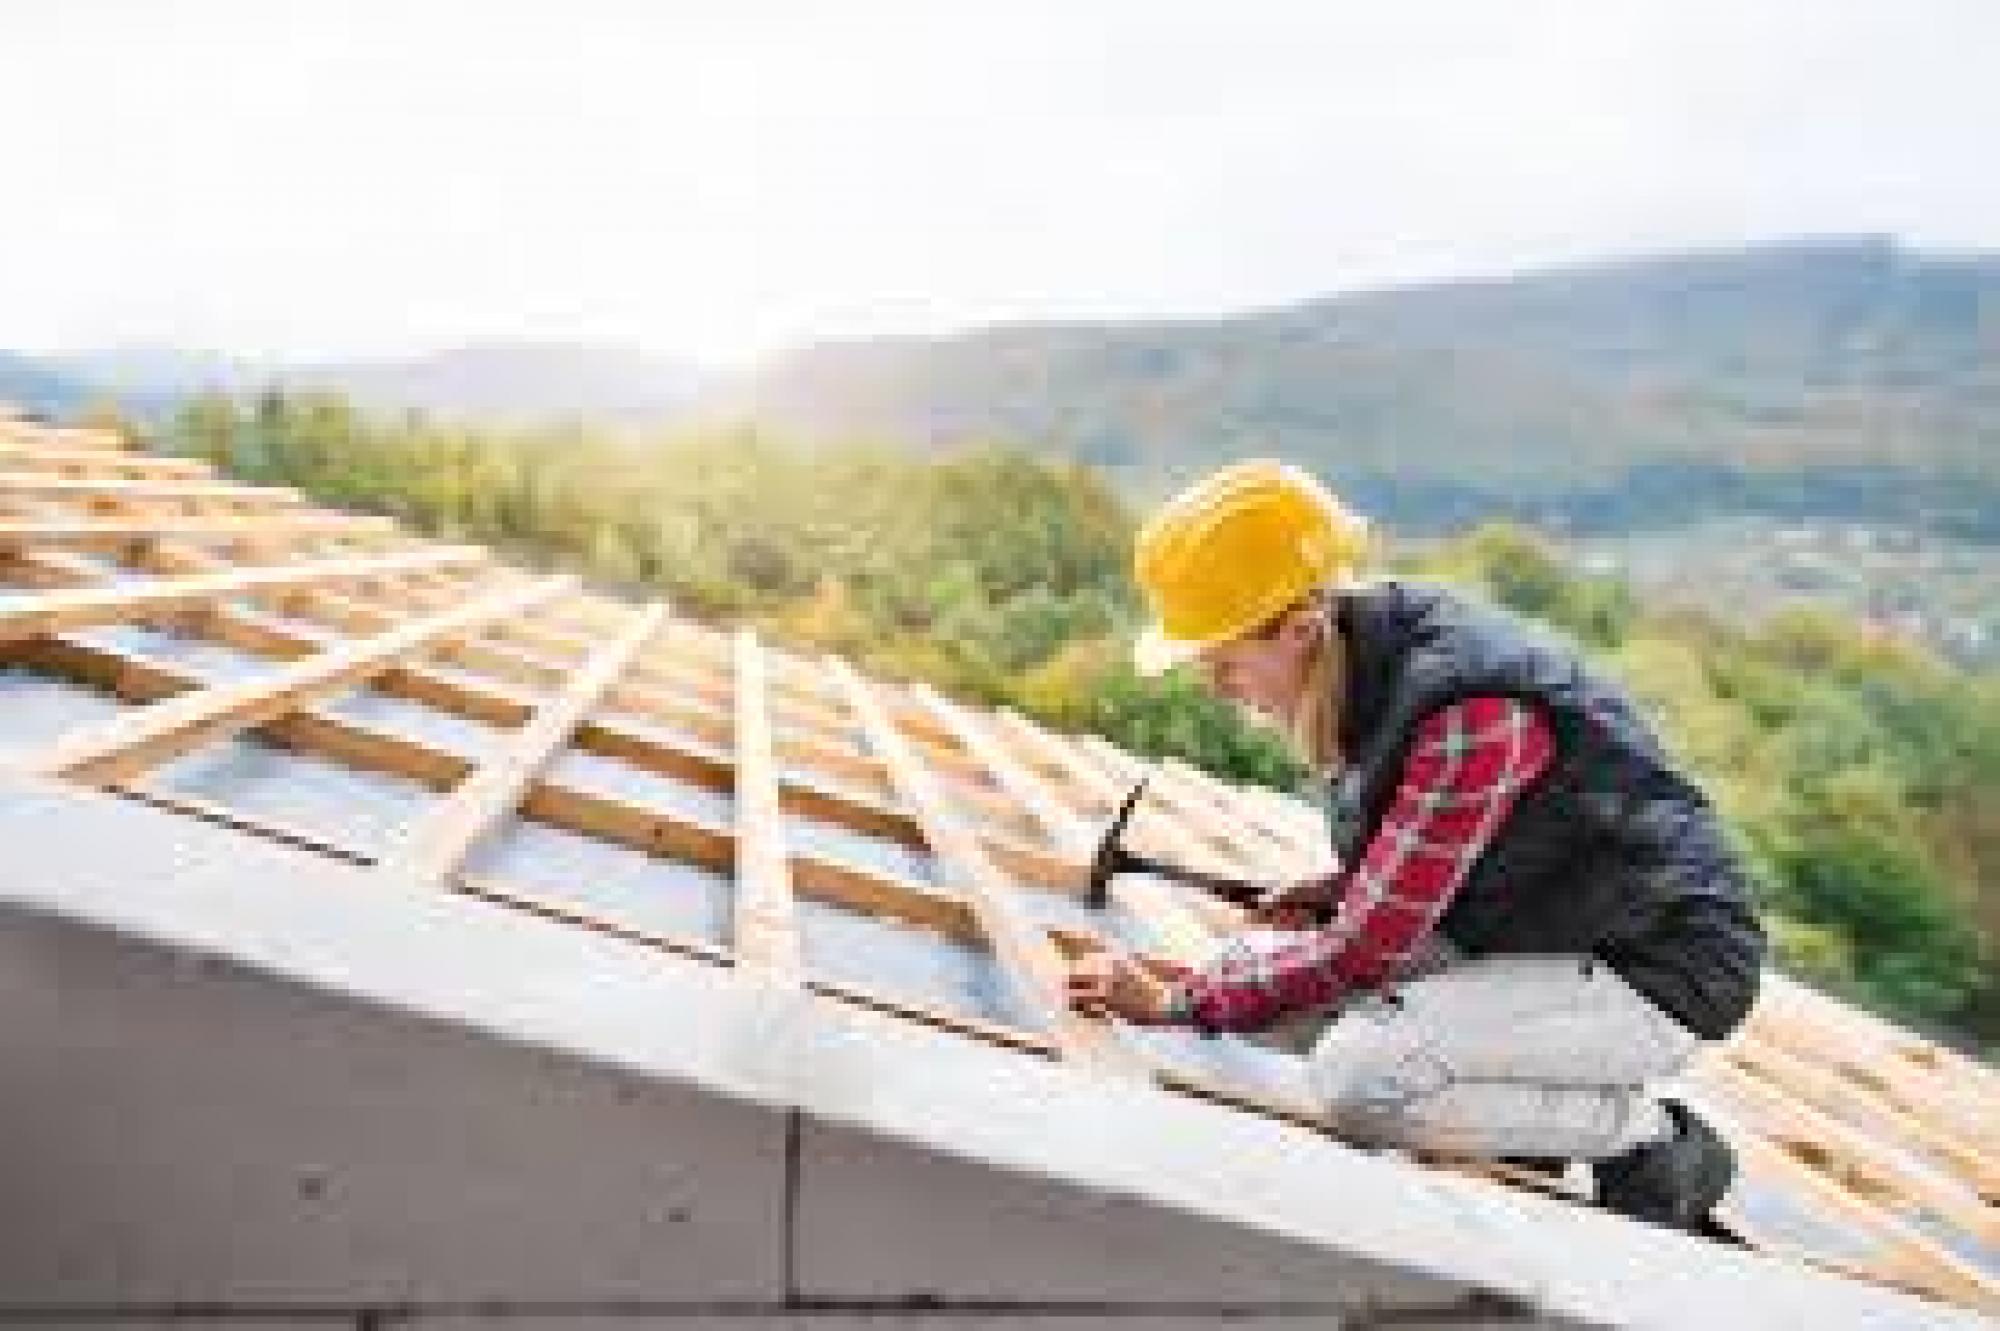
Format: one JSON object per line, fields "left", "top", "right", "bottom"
{"left": 1132, "top": 459, "right": 1369, "bottom": 676}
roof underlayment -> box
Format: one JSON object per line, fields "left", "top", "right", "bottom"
{"left": 0, "top": 408, "right": 1995, "bottom": 1328}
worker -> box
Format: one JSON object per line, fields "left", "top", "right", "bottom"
{"left": 1065, "top": 459, "right": 1766, "bottom": 1234}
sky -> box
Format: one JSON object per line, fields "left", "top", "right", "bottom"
{"left": 6, "top": 0, "right": 1998, "bottom": 368}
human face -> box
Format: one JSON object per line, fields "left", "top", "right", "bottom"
{"left": 1191, "top": 605, "right": 1320, "bottom": 725}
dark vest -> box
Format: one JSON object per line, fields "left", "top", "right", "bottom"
{"left": 1320, "top": 580, "right": 1766, "bottom": 1038}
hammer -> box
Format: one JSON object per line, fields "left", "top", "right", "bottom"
{"left": 1083, "top": 778, "right": 1271, "bottom": 909}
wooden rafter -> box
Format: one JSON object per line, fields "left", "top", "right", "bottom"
{"left": 1702, "top": 1057, "right": 1999, "bottom": 1248}
{"left": 11, "top": 610, "right": 981, "bottom": 946}
{"left": 0, "top": 443, "right": 211, "bottom": 478}
{"left": 831, "top": 657, "right": 1147, "bottom": 1074}
{"left": 917, "top": 687, "right": 1223, "bottom": 957}
{"left": 15, "top": 575, "right": 573, "bottom": 785}
{"left": 1752, "top": 976, "right": 2000, "bottom": 1144}
{"left": 0, "top": 422, "right": 127, "bottom": 449}
{"left": 110, "top": 777, "right": 1055, "bottom": 1061}
{"left": 0, "top": 474, "right": 306, "bottom": 506}
{"left": 0, "top": 514, "right": 397, "bottom": 550}
{"left": 730, "top": 628, "right": 803, "bottom": 976}
{"left": 1707, "top": 1096, "right": 2000, "bottom": 1313}
{"left": 0, "top": 545, "right": 486, "bottom": 643}
{"left": 375, "top": 601, "right": 668, "bottom": 885}
{"left": 1728, "top": 1029, "right": 2000, "bottom": 1202}
{"left": 914, "top": 685, "right": 1081, "bottom": 854}
{"left": 1159, "top": 755, "right": 1328, "bottom": 866}
{"left": 127, "top": 541, "right": 590, "bottom": 696}
{"left": 133, "top": 552, "right": 1091, "bottom": 895}
{"left": 9, "top": 545, "right": 1007, "bottom": 929}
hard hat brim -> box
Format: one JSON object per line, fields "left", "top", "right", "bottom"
{"left": 1133, "top": 624, "right": 1206, "bottom": 678}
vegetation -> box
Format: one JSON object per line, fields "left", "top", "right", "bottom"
{"left": 165, "top": 389, "right": 1997, "bottom": 1054}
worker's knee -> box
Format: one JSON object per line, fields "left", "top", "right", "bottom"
{"left": 1306, "top": 1006, "right": 1452, "bottom": 1146}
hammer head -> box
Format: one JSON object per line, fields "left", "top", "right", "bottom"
{"left": 1084, "top": 778, "right": 1149, "bottom": 908}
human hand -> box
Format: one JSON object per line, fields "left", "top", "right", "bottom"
{"left": 1248, "top": 871, "right": 1341, "bottom": 929}
{"left": 1064, "top": 949, "right": 1184, "bottom": 1025}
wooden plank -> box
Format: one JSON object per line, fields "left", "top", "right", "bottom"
{"left": 731, "top": 628, "right": 804, "bottom": 976}
{"left": 12, "top": 623, "right": 978, "bottom": 951}
{"left": 21, "top": 544, "right": 947, "bottom": 889}
{"left": 1755, "top": 973, "right": 2000, "bottom": 1140}
{"left": 1729, "top": 1030, "right": 2000, "bottom": 1204}
{"left": 374, "top": 602, "right": 667, "bottom": 885}
{"left": 919, "top": 687, "right": 1217, "bottom": 961}
{"left": 15, "top": 575, "right": 573, "bottom": 785}
{"left": 102, "top": 778, "right": 1042, "bottom": 1060}
{"left": 829, "top": 658, "right": 1147, "bottom": 1074}
{"left": 0, "top": 474, "right": 307, "bottom": 506}
{"left": 1159, "top": 755, "right": 1329, "bottom": 867}
{"left": 113, "top": 546, "right": 561, "bottom": 702}
{"left": 1110, "top": 744, "right": 1306, "bottom": 883}
{"left": 0, "top": 514, "right": 398, "bottom": 550}
{"left": 1748, "top": 995, "right": 2000, "bottom": 1176}
{"left": 1707, "top": 1097, "right": 2000, "bottom": 1315}
{"left": 914, "top": 686, "right": 1079, "bottom": 852}
{"left": 1701, "top": 1057, "right": 2000, "bottom": 1249}
{"left": 13, "top": 626, "right": 730, "bottom": 870}
{"left": 0, "top": 556, "right": 1097, "bottom": 1004}
{"left": 0, "top": 443, "right": 212, "bottom": 477}
{"left": 0, "top": 545, "right": 487, "bottom": 642}
{"left": 0, "top": 423, "right": 130, "bottom": 451}
{"left": 102, "top": 775, "right": 1042, "bottom": 1062}
{"left": 124, "top": 539, "right": 568, "bottom": 696}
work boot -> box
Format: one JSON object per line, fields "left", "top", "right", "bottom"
{"left": 1593, "top": 1100, "right": 1735, "bottom": 1233}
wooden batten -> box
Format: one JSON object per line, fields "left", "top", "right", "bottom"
{"left": 730, "top": 628, "right": 803, "bottom": 977}
{"left": 16, "top": 576, "right": 573, "bottom": 785}
{"left": 1713, "top": 1101, "right": 2000, "bottom": 1314}
{"left": 1703, "top": 1057, "right": 1999, "bottom": 1249}
{"left": 375, "top": 602, "right": 668, "bottom": 885}
{"left": 0, "top": 473, "right": 307, "bottom": 506}
{"left": 0, "top": 442, "right": 212, "bottom": 478}
{"left": 831, "top": 658, "right": 1148, "bottom": 1075}
{"left": 920, "top": 687, "right": 1219, "bottom": 967}
{"left": 0, "top": 546, "right": 486, "bottom": 643}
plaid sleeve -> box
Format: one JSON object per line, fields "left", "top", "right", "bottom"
{"left": 1178, "top": 696, "right": 1555, "bottom": 1033}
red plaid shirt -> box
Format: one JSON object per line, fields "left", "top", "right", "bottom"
{"left": 1175, "top": 695, "right": 1555, "bottom": 1033}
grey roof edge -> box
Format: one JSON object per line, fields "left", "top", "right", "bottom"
{"left": 0, "top": 772, "right": 1978, "bottom": 1330}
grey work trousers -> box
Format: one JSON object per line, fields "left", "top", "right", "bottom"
{"left": 1285, "top": 951, "right": 1703, "bottom": 1159}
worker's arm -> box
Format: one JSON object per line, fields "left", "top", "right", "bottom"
{"left": 1164, "top": 695, "right": 1556, "bottom": 1033}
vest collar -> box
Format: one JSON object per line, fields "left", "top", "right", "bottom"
{"left": 1331, "top": 579, "right": 1425, "bottom": 761}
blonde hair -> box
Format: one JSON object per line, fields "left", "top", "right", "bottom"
{"left": 1282, "top": 585, "right": 1348, "bottom": 776}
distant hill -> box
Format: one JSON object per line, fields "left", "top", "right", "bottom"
{"left": 35, "top": 341, "right": 704, "bottom": 429}
{"left": 0, "top": 352, "right": 93, "bottom": 420}
{"left": 267, "top": 343, "right": 703, "bottom": 426}
{"left": 709, "top": 237, "right": 2000, "bottom": 535}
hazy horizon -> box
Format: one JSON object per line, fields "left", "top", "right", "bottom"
{"left": 10, "top": 1, "right": 1999, "bottom": 367}
{"left": 22, "top": 231, "right": 1964, "bottom": 374}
